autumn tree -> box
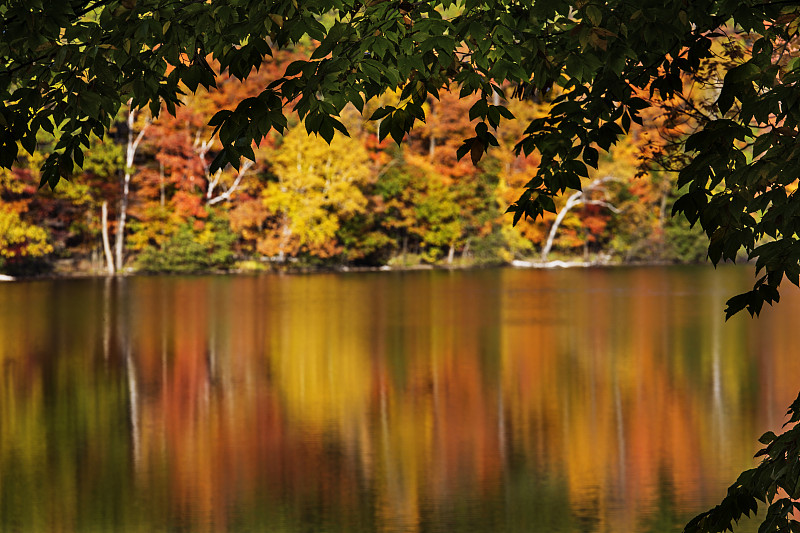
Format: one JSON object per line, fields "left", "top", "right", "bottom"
{"left": 0, "top": 169, "right": 51, "bottom": 271}
{"left": 373, "top": 154, "right": 462, "bottom": 264}
{"left": 0, "top": 139, "right": 105, "bottom": 272}
{"left": 257, "top": 123, "right": 373, "bottom": 261}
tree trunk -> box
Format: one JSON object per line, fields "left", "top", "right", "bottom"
{"left": 101, "top": 201, "right": 115, "bottom": 275}
{"left": 541, "top": 176, "right": 622, "bottom": 262}
{"left": 447, "top": 243, "right": 455, "bottom": 264}
{"left": 114, "top": 170, "right": 130, "bottom": 272}
{"left": 115, "top": 102, "right": 149, "bottom": 273}
{"left": 542, "top": 190, "right": 583, "bottom": 261}
{"left": 207, "top": 160, "right": 254, "bottom": 205}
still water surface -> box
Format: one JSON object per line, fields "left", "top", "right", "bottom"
{"left": 1, "top": 266, "right": 799, "bottom": 532}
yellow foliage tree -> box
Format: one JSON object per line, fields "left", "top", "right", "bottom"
{"left": 0, "top": 208, "right": 52, "bottom": 261}
{"left": 0, "top": 169, "right": 52, "bottom": 266}
{"left": 260, "top": 125, "right": 372, "bottom": 260}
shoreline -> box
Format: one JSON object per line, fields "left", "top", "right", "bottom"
{"left": 0, "top": 256, "right": 718, "bottom": 282}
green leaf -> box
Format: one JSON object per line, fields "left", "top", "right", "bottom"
{"left": 583, "top": 146, "right": 599, "bottom": 169}
{"left": 496, "top": 105, "right": 514, "bottom": 120}
{"left": 370, "top": 106, "right": 394, "bottom": 121}
{"left": 564, "top": 172, "right": 582, "bottom": 190}
{"left": 311, "top": 22, "right": 345, "bottom": 60}
{"left": 726, "top": 62, "right": 761, "bottom": 84}
{"left": 758, "top": 431, "right": 777, "bottom": 445}
{"left": 285, "top": 60, "right": 308, "bottom": 77}
{"left": 469, "top": 99, "right": 488, "bottom": 121}
{"left": 752, "top": 133, "right": 772, "bottom": 157}
{"left": 456, "top": 139, "right": 471, "bottom": 161}
{"left": 540, "top": 195, "right": 556, "bottom": 213}
{"left": 585, "top": 5, "right": 602, "bottom": 26}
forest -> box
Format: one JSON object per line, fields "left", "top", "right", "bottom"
{"left": 0, "top": 43, "right": 710, "bottom": 276}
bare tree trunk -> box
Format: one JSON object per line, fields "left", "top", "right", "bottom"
{"left": 207, "top": 160, "right": 254, "bottom": 205}
{"left": 115, "top": 102, "right": 149, "bottom": 272}
{"left": 541, "top": 176, "right": 622, "bottom": 262}
{"left": 114, "top": 173, "right": 130, "bottom": 272}
{"left": 541, "top": 190, "right": 584, "bottom": 261}
{"left": 447, "top": 243, "right": 455, "bottom": 265}
{"left": 101, "top": 201, "right": 115, "bottom": 275}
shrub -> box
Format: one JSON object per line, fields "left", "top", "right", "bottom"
{"left": 136, "top": 218, "right": 236, "bottom": 273}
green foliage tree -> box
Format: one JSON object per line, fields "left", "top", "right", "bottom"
{"left": 135, "top": 215, "right": 236, "bottom": 273}
{"left": 3, "top": 2, "right": 800, "bottom": 530}
{"left": 375, "top": 156, "right": 464, "bottom": 264}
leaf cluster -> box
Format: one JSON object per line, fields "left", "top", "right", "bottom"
{"left": 685, "top": 392, "right": 800, "bottom": 533}
{"left": 671, "top": 17, "right": 800, "bottom": 318}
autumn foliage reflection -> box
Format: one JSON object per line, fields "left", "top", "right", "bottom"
{"left": 1, "top": 269, "right": 799, "bottom": 532}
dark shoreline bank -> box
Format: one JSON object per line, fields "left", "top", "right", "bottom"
{"left": 0, "top": 256, "right": 717, "bottom": 282}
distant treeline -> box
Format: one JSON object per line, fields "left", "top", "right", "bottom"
{"left": 0, "top": 48, "right": 707, "bottom": 276}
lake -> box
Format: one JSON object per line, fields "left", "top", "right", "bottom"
{"left": 0, "top": 266, "right": 797, "bottom": 532}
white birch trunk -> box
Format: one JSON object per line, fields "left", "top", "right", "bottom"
{"left": 101, "top": 201, "right": 115, "bottom": 275}
{"left": 115, "top": 102, "right": 149, "bottom": 272}
{"left": 114, "top": 172, "right": 130, "bottom": 271}
{"left": 541, "top": 176, "right": 622, "bottom": 262}
{"left": 207, "top": 160, "right": 254, "bottom": 205}
{"left": 541, "top": 190, "right": 584, "bottom": 261}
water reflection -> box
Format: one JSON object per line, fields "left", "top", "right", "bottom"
{"left": 0, "top": 266, "right": 797, "bottom": 532}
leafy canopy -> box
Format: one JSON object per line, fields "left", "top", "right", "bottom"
{"left": 2, "top": 0, "right": 800, "bottom": 316}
